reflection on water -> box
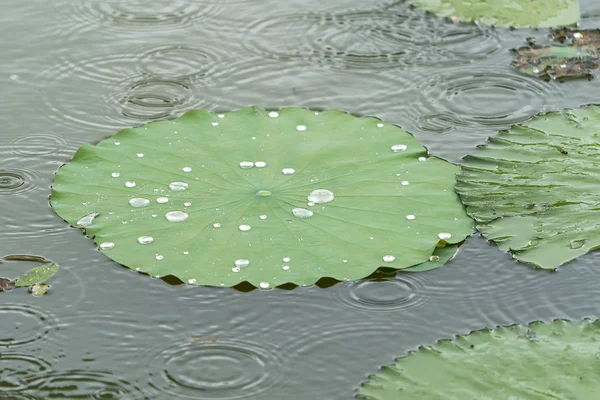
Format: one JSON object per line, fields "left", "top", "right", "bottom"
{"left": 2, "top": 0, "right": 600, "bottom": 398}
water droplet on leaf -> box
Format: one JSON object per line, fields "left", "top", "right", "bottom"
{"left": 240, "top": 161, "right": 254, "bottom": 169}
{"left": 234, "top": 259, "right": 250, "bottom": 268}
{"left": 292, "top": 208, "right": 313, "bottom": 218}
{"left": 125, "top": 181, "right": 136, "bottom": 188}
{"left": 165, "top": 211, "right": 189, "bottom": 222}
{"left": 99, "top": 242, "right": 115, "bottom": 250}
{"left": 77, "top": 211, "right": 100, "bottom": 227}
{"left": 129, "top": 198, "right": 150, "bottom": 208}
{"left": 308, "top": 189, "right": 334, "bottom": 204}
{"left": 239, "top": 224, "right": 251, "bottom": 231}
{"left": 382, "top": 255, "right": 395, "bottom": 262}
{"left": 282, "top": 168, "right": 295, "bottom": 175}
{"left": 391, "top": 144, "right": 407, "bottom": 152}
{"left": 169, "top": 181, "right": 188, "bottom": 191}
{"left": 138, "top": 236, "right": 154, "bottom": 244}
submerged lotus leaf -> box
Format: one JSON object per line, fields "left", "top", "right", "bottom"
{"left": 409, "top": 0, "right": 579, "bottom": 28}
{"left": 50, "top": 106, "right": 474, "bottom": 288}
{"left": 512, "top": 28, "right": 600, "bottom": 80}
{"left": 357, "top": 319, "right": 600, "bottom": 399}
{"left": 14, "top": 263, "right": 59, "bottom": 287}
{"left": 456, "top": 105, "right": 600, "bottom": 269}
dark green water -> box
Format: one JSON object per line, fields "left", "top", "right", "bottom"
{"left": 2, "top": 0, "right": 600, "bottom": 398}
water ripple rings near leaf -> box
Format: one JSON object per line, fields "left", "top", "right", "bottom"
{"left": 24, "top": 369, "right": 149, "bottom": 399}
{"left": 357, "top": 319, "right": 600, "bottom": 399}
{"left": 456, "top": 105, "right": 600, "bottom": 269}
{"left": 111, "top": 78, "right": 193, "bottom": 122}
{"left": 332, "top": 275, "right": 430, "bottom": 312}
{"left": 50, "top": 106, "right": 475, "bottom": 288}
{"left": 0, "top": 303, "right": 58, "bottom": 348}
{"left": 243, "top": 8, "right": 501, "bottom": 70}
{"left": 408, "top": 66, "right": 562, "bottom": 131}
{"left": 146, "top": 338, "right": 284, "bottom": 399}
{"left": 8, "top": 134, "right": 69, "bottom": 157}
{"left": 408, "top": 0, "right": 579, "bottom": 28}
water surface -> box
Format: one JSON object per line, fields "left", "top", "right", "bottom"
{"left": 2, "top": 0, "right": 600, "bottom": 398}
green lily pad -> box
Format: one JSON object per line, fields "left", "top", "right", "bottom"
{"left": 512, "top": 28, "right": 600, "bottom": 80}
{"left": 14, "top": 263, "right": 59, "bottom": 287}
{"left": 357, "top": 319, "right": 600, "bottom": 399}
{"left": 50, "top": 106, "right": 474, "bottom": 288}
{"left": 456, "top": 105, "right": 600, "bottom": 269}
{"left": 409, "top": 0, "right": 579, "bottom": 28}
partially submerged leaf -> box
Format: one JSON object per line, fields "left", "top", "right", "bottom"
{"left": 357, "top": 319, "right": 600, "bottom": 399}
{"left": 29, "top": 284, "right": 50, "bottom": 297}
{"left": 456, "top": 105, "right": 600, "bottom": 269}
{"left": 15, "top": 263, "right": 59, "bottom": 287}
{"left": 0, "top": 278, "right": 15, "bottom": 292}
{"left": 409, "top": 0, "right": 579, "bottom": 28}
{"left": 50, "top": 106, "right": 474, "bottom": 288}
{"left": 512, "top": 28, "right": 600, "bottom": 80}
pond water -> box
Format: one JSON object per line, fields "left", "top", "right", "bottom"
{"left": 2, "top": 0, "right": 600, "bottom": 398}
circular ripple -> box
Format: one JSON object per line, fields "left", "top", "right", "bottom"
{"left": 0, "top": 172, "right": 24, "bottom": 191}
{"left": 408, "top": 66, "right": 562, "bottom": 131}
{"left": 0, "top": 168, "right": 43, "bottom": 196}
{"left": 40, "top": 52, "right": 139, "bottom": 86}
{"left": 147, "top": 339, "right": 283, "bottom": 399}
{"left": 25, "top": 370, "right": 148, "bottom": 399}
{"left": 244, "top": 9, "right": 501, "bottom": 69}
{"left": 8, "top": 135, "right": 68, "bottom": 157}
{"left": 0, "top": 352, "right": 52, "bottom": 391}
{"left": 109, "top": 78, "right": 193, "bottom": 122}
{"left": 65, "top": 0, "right": 225, "bottom": 34}
{"left": 0, "top": 304, "right": 58, "bottom": 348}
{"left": 136, "top": 44, "right": 229, "bottom": 81}
{"left": 333, "top": 274, "right": 431, "bottom": 312}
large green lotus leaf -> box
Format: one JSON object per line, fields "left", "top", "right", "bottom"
{"left": 409, "top": 0, "right": 579, "bottom": 28}
{"left": 357, "top": 319, "right": 600, "bottom": 399}
{"left": 456, "top": 105, "right": 600, "bottom": 269}
{"left": 50, "top": 106, "right": 474, "bottom": 288}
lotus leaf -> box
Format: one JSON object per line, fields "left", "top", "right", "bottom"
{"left": 409, "top": 0, "right": 579, "bottom": 28}
{"left": 14, "top": 263, "right": 59, "bottom": 287}
{"left": 357, "top": 319, "right": 600, "bottom": 399}
{"left": 51, "top": 106, "right": 474, "bottom": 288}
{"left": 512, "top": 28, "right": 600, "bottom": 80}
{"left": 456, "top": 105, "right": 600, "bottom": 269}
